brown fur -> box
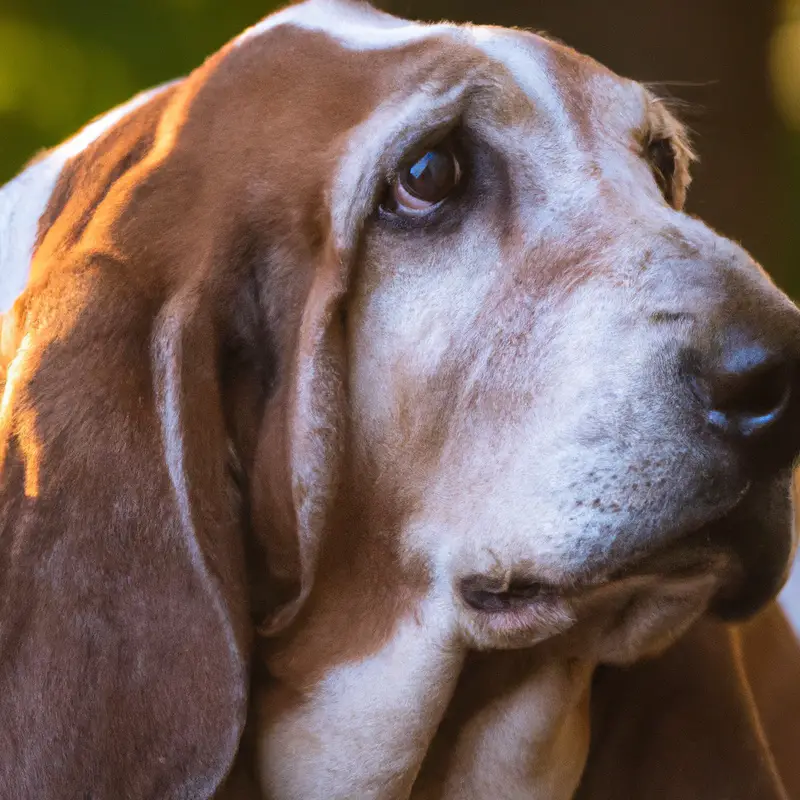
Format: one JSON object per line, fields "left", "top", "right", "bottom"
{"left": 576, "top": 608, "right": 797, "bottom": 799}
{"left": 1, "top": 3, "right": 799, "bottom": 798}
{"left": 0, "top": 17, "right": 470, "bottom": 796}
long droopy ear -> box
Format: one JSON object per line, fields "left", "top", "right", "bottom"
{"left": 576, "top": 605, "right": 800, "bottom": 799}
{"left": 0, "top": 18, "right": 394, "bottom": 792}
{"left": 250, "top": 240, "right": 348, "bottom": 635}
{"left": 0, "top": 95, "right": 250, "bottom": 796}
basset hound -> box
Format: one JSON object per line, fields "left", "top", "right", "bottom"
{"left": 1, "top": 1, "right": 799, "bottom": 798}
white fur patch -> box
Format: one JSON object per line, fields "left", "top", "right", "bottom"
{"left": 259, "top": 596, "right": 464, "bottom": 800}
{"left": 237, "top": 0, "right": 449, "bottom": 50}
{"left": 469, "top": 27, "right": 577, "bottom": 145}
{"left": 413, "top": 656, "right": 592, "bottom": 800}
{"left": 0, "top": 83, "right": 172, "bottom": 313}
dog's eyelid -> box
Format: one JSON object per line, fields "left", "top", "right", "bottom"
{"left": 390, "top": 120, "right": 465, "bottom": 177}
{"left": 379, "top": 126, "right": 468, "bottom": 218}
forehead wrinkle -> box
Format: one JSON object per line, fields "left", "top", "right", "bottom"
{"left": 468, "top": 27, "right": 583, "bottom": 152}
{"left": 469, "top": 26, "right": 656, "bottom": 183}
{"left": 527, "top": 30, "right": 648, "bottom": 141}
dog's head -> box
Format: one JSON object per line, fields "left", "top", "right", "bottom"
{"left": 2, "top": 1, "right": 798, "bottom": 797}
{"left": 221, "top": 2, "right": 800, "bottom": 660}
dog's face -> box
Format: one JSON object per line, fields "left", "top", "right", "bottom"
{"left": 3, "top": 3, "right": 797, "bottom": 797}
{"left": 338, "top": 26, "right": 800, "bottom": 659}
{"left": 241, "top": 8, "right": 800, "bottom": 795}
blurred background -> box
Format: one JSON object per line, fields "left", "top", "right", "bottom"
{"left": 0, "top": 0, "right": 797, "bottom": 294}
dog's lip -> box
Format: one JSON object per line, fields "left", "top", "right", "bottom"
{"left": 458, "top": 557, "right": 718, "bottom": 618}
{"left": 457, "top": 575, "right": 578, "bottom": 645}
{"left": 456, "top": 555, "right": 727, "bottom": 649}
{"left": 458, "top": 484, "right": 755, "bottom": 620}
{"left": 459, "top": 577, "right": 557, "bottom": 613}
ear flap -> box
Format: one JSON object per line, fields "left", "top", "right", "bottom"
{"left": 0, "top": 268, "right": 250, "bottom": 797}
{"left": 250, "top": 238, "right": 349, "bottom": 635}
{"left": 738, "top": 603, "right": 800, "bottom": 798}
{"left": 576, "top": 608, "right": 800, "bottom": 799}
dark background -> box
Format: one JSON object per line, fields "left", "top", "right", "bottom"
{"left": 1, "top": 0, "right": 797, "bottom": 294}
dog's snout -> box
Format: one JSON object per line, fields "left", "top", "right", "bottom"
{"left": 685, "top": 326, "right": 800, "bottom": 468}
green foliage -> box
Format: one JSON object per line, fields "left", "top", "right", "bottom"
{"left": 0, "top": 0, "right": 279, "bottom": 182}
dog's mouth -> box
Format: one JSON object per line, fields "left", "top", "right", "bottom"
{"left": 460, "top": 575, "right": 554, "bottom": 613}
{"left": 460, "top": 550, "right": 726, "bottom": 612}
{"left": 456, "top": 555, "right": 727, "bottom": 655}
{"left": 456, "top": 473, "right": 796, "bottom": 652}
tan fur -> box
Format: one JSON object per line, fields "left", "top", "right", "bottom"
{"left": 0, "top": 2, "right": 798, "bottom": 798}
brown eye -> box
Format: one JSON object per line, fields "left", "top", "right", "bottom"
{"left": 390, "top": 144, "right": 461, "bottom": 214}
{"left": 648, "top": 138, "right": 677, "bottom": 204}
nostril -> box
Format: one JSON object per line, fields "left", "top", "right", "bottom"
{"left": 710, "top": 363, "right": 791, "bottom": 429}
{"left": 692, "top": 343, "right": 794, "bottom": 438}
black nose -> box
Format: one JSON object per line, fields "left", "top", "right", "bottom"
{"left": 689, "top": 334, "right": 796, "bottom": 444}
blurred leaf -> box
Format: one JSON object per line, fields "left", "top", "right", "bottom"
{"left": 0, "top": 0, "right": 279, "bottom": 182}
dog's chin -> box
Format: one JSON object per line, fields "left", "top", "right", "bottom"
{"left": 457, "top": 473, "right": 796, "bottom": 659}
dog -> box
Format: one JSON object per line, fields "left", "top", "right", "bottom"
{"left": 0, "top": 2, "right": 798, "bottom": 797}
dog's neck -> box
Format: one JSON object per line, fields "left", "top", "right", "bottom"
{"left": 256, "top": 594, "right": 466, "bottom": 799}
{"left": 251, "top": 498, "right": 610, "bottom": 800}
{"left": 255, "top": 583, "right": 596, "bottom": 800}
{"left": 252, "top": 486, "right": 725, "bottom": 800}
{"left": 412, "top": 648, "right": 593, "bottom": 800}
